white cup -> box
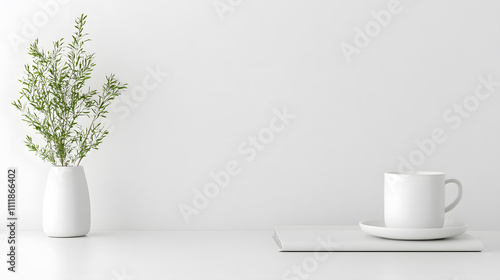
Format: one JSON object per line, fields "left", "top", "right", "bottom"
{"left": 384, "top": 171, "right": 463, "bottom": 228}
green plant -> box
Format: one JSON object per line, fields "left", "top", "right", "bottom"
{"left": 12, "top": 14, "right": 127, "bottom": 167}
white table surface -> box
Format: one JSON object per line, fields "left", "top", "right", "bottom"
{"left": 0, "top": 230, "right": 499, "bottom": 280}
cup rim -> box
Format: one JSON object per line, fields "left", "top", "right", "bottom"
{"left": 385, "top": 171, "right": 444, "bottom": 176}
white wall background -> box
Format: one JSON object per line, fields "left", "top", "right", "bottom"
{"left": 1, "top": 0, "right": 500, "bottom": 231}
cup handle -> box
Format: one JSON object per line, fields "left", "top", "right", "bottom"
{"left": 444, "top": 178, "right": 463, "bottom": 213}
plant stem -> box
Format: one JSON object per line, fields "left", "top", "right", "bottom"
{"left": 76, "top": 116, "right": 97, "bottom": 166}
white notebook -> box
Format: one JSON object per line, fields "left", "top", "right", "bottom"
{"left": 273, "top": 226, "right": 483, "bottom": 252}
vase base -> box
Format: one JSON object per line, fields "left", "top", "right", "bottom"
{"left": 47, "top": 234, "right": 88, "bottom": 238}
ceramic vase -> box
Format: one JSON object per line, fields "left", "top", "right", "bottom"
{"left": 43, "top": 166, "right": 91, "bottom": 237}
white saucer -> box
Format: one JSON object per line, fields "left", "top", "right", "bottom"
{"left": 359, "top": 219, "right": 468, "bottom": 240}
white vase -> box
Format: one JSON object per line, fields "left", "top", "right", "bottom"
{"left": 43, "top": 166, "right": 91, "bottom": 237}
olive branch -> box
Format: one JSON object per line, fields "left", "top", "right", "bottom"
{"left": 12, "top": 14, "right": 127, "bottom": 166}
